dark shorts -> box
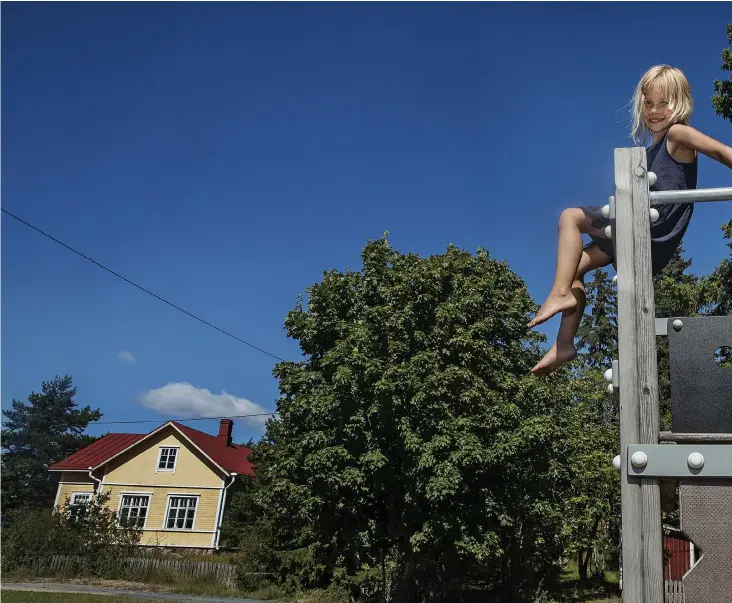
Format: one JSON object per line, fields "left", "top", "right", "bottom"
{"left": 580, "top": 205, "right": 685, "bottom": 277}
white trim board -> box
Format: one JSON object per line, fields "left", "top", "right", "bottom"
{"left": 103, "top": 482, "right": 223, "bottom": 490}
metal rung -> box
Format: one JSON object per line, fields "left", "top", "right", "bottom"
{"left": 627, "top": 444, "right": 732, "bottom": 477}
{"left": 650, "top": 187, "right": 732, "bottom": 205}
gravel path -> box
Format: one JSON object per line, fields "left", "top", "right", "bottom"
{"left": 1, "top": 582, "right": 281, "bottom": 603}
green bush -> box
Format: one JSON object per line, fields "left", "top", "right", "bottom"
{"left": 1, "top": 491, "right": 141, "bottom": 576}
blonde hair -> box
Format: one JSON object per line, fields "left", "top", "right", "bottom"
{"left": 630, "top": 65, "right": 693, "bottom": 146}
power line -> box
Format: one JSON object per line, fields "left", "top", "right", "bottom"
{"left": 2, "top": 208, "right": 288, "bottom": 362}
{"left": 91, "top": 412, "right": 279, "bottom": 425}
{"left": 0, "top": 411, "right": 280, "bottom": 427}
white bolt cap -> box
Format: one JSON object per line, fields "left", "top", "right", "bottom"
{"left": 648, "top": 171, "right": 657, "bottom": 186}
{"left": 612, "top": 275, "right": 618, "bottom": 284}
{"left": 673, "top": 319, "right": 683, "bottom": 331}
{"left": 602, "top": 205, "right": 610, "bottom": 219}
{"left": 649, "top": 208, "right": 660, "bottom": 223}
{"left": 612, "top": 455, "right": 621, "bottom": 470}
{"left": 631, "top": 451, "right": 648, "bottom": 468}
{"left": 607, "top": 383, "right": 614, "bottom": 394}
{"left": 687, "top": 452, "right": 704, "bottom": 470}
{"left": 604, "top": 368, "right": 613, "bottom": 383}
{"left": 604, "top": 225, "right": 612, "bottom": 239}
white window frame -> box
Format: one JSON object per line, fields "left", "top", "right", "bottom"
{"left": 156, "top": 446, "right": 179, "bottom": 472}
{"left": 116, "top": 491, "right": 153, "bottom": 529}
{"left": 68, "top": 491, "right": 93, "bottom": 521}
{"left": 70, "top": 491, "right": 93, "bottom": 505}
{"left": 163, "top": 493, "right": 200, "bottom": 531}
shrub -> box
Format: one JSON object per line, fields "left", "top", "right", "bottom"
{"left": 1, "top": 491, "right": 141, "bottom": 576}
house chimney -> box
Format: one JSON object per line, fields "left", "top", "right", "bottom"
{"left": 218, "top": 419, "right": 233, "bottom": 446}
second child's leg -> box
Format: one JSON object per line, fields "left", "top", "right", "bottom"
{"left": 531, "top": 244, "right": 613, "bottom": 376}
{"left": 528, "top": 208, "right": 607, "bottom": 328}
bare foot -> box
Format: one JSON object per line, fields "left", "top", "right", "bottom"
{"left": 527, "top": 292, "right": 578, "bottom": 328}
{"left": 531, "top": 342, "right": 577, "bottom": 376}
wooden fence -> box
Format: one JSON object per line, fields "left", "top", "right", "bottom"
{"left": 664, "top": 580, "right": 683, "bottom": 603}
{"left": 48, "top": 554, "right": 236, "bottom": 588}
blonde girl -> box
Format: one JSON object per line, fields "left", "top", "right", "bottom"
{"left": 529, "top": 65, "right": 732, "bottom": 376}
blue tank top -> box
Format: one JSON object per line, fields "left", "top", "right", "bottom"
{"left": 647, "top": 132, "right": 697, "bottom": 244}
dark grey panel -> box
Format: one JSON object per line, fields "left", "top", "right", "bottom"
{"left": 669, "top": 317, "right": 732, "bottom": 433}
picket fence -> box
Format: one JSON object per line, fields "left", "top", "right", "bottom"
{"left": 48, "top": 554, "right": 236, "bottom": 588}
{"left": 664, "top": 580, "right": 683, "bottom": 603}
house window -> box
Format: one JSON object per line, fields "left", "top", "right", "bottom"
{"left": 165, "top": 496, "right": 198, "bottom": 530}
{"left": 157, "top": 447, "right": 178, "bottom": 471}
{"left": 68, "top": 492, "right": 92, "bottom": 521}
{"left": 118, "top": 494, "right": 150, "bottom": 528}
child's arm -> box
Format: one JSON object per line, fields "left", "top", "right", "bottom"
{"left": 668, "top": 124, "right": 732, "bottom": 169}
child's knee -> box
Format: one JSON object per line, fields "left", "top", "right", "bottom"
{"left": 559, "top": 207, "right": 585, "bottom": 227}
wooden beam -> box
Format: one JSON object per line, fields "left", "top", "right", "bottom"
{"left": 614, "top": 147, "right": 663, "bottom": 603}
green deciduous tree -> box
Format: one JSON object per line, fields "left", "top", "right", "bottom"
{"left": 568, "top": 268, "right": 620, "bottom": 580}
{"left": 1, "top": 375, "right": 102, "bottom": 510}
{"left": 255, "top": 236, "right": 578, "bottom": 602}
{"left": 712, "top": 24, "right": 732, "bottom": 122}
{"left": 707, "top": 219, "right": 732, "bottom": 318}
{"left": 707, "top": 220, "right": 732, "bottom": 368}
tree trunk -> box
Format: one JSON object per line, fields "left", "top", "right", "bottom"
{"left": 578, "top": 515, "right": 602, "bottom": 581}
{"left": 392, "top": 555, "right": 416, "bottom": 603}
{"left": 579, "top": 550, "right": 590, "bottom": 580}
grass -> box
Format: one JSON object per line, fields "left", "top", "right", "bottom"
{"left": 555, "top": 565, "right": 621, "bottom": 603}
{"left": 1, "top": 593, "right": 186, "bottom": 603}
{"left": 3, "top": 564, "right": 622, "bottom": 603}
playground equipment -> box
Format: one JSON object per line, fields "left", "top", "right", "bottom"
{"left": 603, "top": 147, "right": 732, "bottom": 603}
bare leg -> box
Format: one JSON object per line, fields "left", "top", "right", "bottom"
{"left": 528, "top": 209, "right": 607, "bottom": 328}
{"left": 531, "top": 245, "right": 613, "bottom": 376}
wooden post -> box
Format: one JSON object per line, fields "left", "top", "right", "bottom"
{"left": 614, "top": 147, "right": 664, "bottom": 603}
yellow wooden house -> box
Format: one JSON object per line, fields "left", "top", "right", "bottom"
{"left": 49, "top": 418, "right": 253, "bottom": 550}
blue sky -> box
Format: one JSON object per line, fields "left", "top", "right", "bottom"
{"left": 3, "top": 3, "right": 731, "bottom": 446}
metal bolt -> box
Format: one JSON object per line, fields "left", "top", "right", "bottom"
{"left": 648, "top": 172, "right": 657, "bottom": 186}
{"left": 630, "top": 451, "right": 648, "bottom": 469}
{"left": 602, "top": 205, "right": 610, "bottom": 219}
{"left": 607, "top": 384, "right": 615, "bottom": 394}
{"left": 649, "top": 208, "right": 659, "bottom": 223}
{"left": 604, "top": 368, "right": 613, "bottom": 383}
{"left": 687, "top": 452, "right": 704, "bottom": 470}
{"left": 604, "top": 225, "right": 612, "bottom": 239}
{"left": 634, "top": 166, "right": 646, "bottom": 177}
{"left": 612, "top": 275, "right": 618, "bottom": 285}
{"left": 612, "top": 455, "right": 621, "bottom": 470}
{"left": 672, "top": 319, "right": 683, "bottom": 331}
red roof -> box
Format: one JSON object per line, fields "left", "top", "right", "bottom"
{"left": 49, "top": 433, "right": 146, "bottom": 471}
{"left": 48, "top": 421, "right": 253, "bottom": 477}
{"left": 172, "top": 422, "right": 253, "bottom": 476}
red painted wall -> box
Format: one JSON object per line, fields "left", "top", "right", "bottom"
{"left": 664, "top": 534, "right": 691, "bottom": 580}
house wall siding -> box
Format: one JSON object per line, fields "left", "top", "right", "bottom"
{"left": 60, "top": 471, "right": 95, "bottom": 484}
{"left": 55, "top": 482, "right": 95, "bottom": 507}
{"left": 104, "top": 430, "right": 222, "bottom": 488}
{"left": 102, "top": 484, "right": 221, "bottom": 548}
{"left": 138, "top": 530, "right": 215, "bottom": 548}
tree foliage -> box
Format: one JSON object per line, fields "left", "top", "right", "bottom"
{"left": 255, "top": 236, "right": 579, "bottom": 602}
{"left": 568, "top": 268, "right": 620, "bottom": 580}
{"left": 1, "top": 375, "right": 102, "bottom": 510}
{"left": 712, "top": 24, "right": 732, "bottom": 122}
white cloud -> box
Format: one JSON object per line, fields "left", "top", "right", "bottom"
{"left": 117, "top": 351, "right": 136, "bottom": 363}
{"left": 138, "top": 382, "right": 270, "bottom": 426}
